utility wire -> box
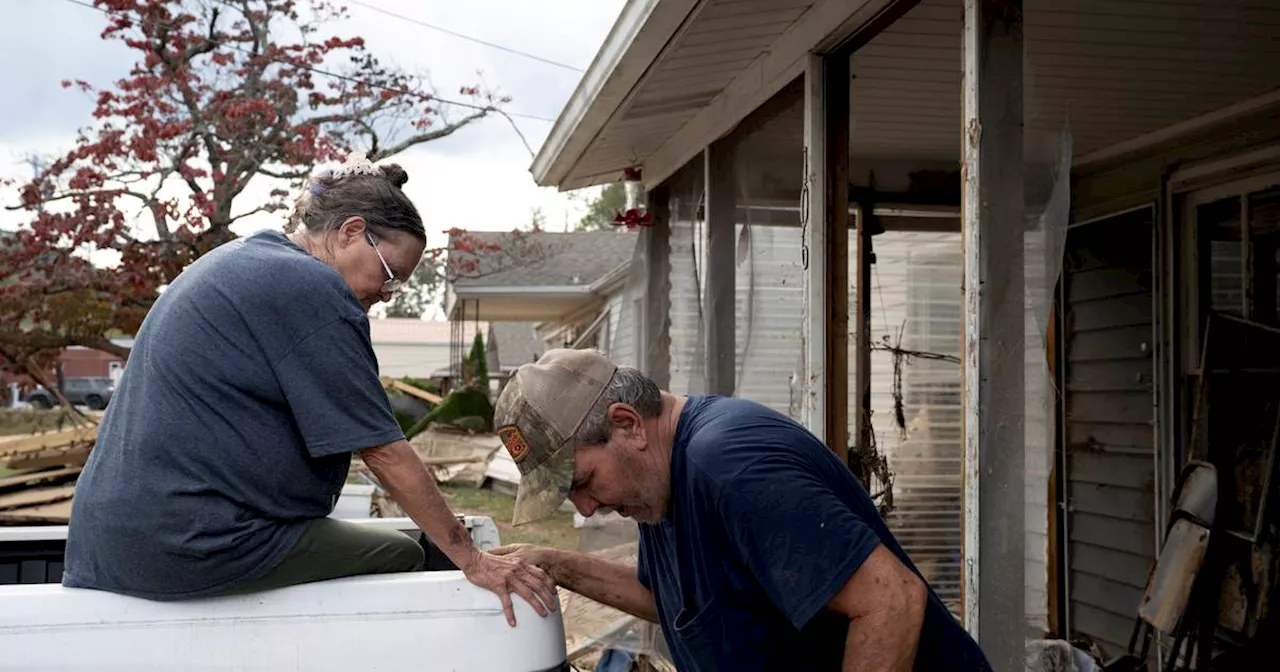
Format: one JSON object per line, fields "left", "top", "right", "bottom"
{"left": 60, "top": 0, "right": 559, "bottom": 138}
{"left": 345, "top": 0, "right": 585, "bottom": 74}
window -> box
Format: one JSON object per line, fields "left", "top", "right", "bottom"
{"left": 1196, "top": 183, "right": 1280, "bottom": 327}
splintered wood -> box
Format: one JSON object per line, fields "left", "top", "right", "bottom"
{"left": 0, "top": 424, "right": 96, "bottom": 525}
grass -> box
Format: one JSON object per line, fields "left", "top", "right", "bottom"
{"left": 438, "top": 483, "right": 579, "bottom": 550}
{"left": 0, "top": 409, "right": 79, "bottom": 436}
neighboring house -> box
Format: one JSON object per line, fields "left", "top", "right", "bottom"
{"left": 485, "top": 321, "right": 543, "bottom": 380}
{"left": 531, "top": 0, "right": 1280, "bottom": 664}
{"left": 446, "top": 231, "right": 639, "bottom": 370}
{"left": 59, "top": 343, "right": 130, "bottom": 381}
{"left": 368, "top": 318, "right": 482, "bottom": 381}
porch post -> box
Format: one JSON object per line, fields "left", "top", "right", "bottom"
{"left": 704, "top": 139, "right": 737, "bottom": 397}
{"left": 802, "top": 54, "right": 828, "bottom": 441}
{"left": 642, "top": 185, "right": 672, "bottom": 389}
{"left": 823, "top": 51, "right": 851, "bottom": 460}
{"left": 961, "top": 0, "right": 1026, "bottom": 664}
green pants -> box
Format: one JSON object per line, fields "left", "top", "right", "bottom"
{"left": 226, "top": 518, "right": 426, "bottom": 595}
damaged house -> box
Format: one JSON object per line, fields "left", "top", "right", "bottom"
{"left": 524, "top": 0, "right": 1280, "bottom": 668}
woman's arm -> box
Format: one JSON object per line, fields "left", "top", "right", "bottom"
{"left": 360, "top": 440, "right": 559, "bottom": 626}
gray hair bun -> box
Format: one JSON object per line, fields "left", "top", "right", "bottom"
{"left": 379, "top": 164, "right": 409, "bottom": 189}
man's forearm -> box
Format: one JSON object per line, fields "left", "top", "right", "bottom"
{"left": 841, "top": 605, "right": 923, "bottom": 672}
{"left": 548, "top": 549, "right": 658, "bottom": 623}
{"left": 361, "top": 440, "right": 480, "bottom": 572}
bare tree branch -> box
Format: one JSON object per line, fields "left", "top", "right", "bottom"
{"left": 370, "top": 110, "right": 488, "bottom": 161}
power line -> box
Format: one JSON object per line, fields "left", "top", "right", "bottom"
{"left": 345, "top": 0, "right": 584, "bottom": 74}
{"left": 59, "top": 0, "right": 559, "bottom": 130}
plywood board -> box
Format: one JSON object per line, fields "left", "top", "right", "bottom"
{"left": 0, "top": 426, "right": 97, "bottom": 459}
{"left": 0, "top": 466, "right": 82, "bottom": 490}
{"left": 0, "top": 484, "right": 76, "bottom": 511}
{"left": 0, "top": 499, "right": 73, "bottom": 524}
{"left": 5, "top": 446, "right": 92, "bottom": 471}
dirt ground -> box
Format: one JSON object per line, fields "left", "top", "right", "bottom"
{"left": 437, "top": 483, "right": 579, "bottom": 549}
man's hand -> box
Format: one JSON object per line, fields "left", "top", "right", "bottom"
{"left": 489, "top": 543, "right": 558, "bottom": 581}
{"left": 492, "top": 543, "right": 659, "bottom": 623}
{"left": 463, "top": 550, "right": 559, "bottom": 627}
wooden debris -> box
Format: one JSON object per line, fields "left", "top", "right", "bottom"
{"left": 381, "top": 376, "right": 444, "bottom": 405}
{"left": 0, "top": 499, "right": 73, "bottom": 525}
{"left": 0, "top": 426, "right": 97, "bottom": 460}
{"left": 5, "top": 445, "right": 92, "bottom": 472}
{"left": 0, "top": 466, "right": 82, "bottom": 490}
{"left": 0, "top": 484, "right": 76, "bottom": 512}
{"left": 0, "top": 416, "right": 96, "bottom": 526}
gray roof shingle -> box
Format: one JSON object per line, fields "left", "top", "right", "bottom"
{"left": 487, "top": 322, "right": 543, "bottom": 371}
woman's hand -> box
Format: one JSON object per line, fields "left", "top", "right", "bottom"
{"left": 462, "top": 550, "right": 559, "bottom": 627}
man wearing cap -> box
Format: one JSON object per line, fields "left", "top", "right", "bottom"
{"left": 490, "top": 348, "right": 990, "bottom": 672}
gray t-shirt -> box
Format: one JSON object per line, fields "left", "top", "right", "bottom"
{"left": 62, "top": 229, "right": 405, "bottom": 600}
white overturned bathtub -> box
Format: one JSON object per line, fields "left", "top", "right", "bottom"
{"left": 0, "top": 518, "right": 567, "bottom": 671}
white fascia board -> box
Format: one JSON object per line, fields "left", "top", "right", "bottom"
{"left": 451, "top": 285, "right": 595, "bottom": 298}
{"left": 530, "top": 0, "right": 702, "bottom": 188}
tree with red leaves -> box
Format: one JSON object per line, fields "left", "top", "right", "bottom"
{"left": 0, "top": 0, "right": 513, "bottom": 374}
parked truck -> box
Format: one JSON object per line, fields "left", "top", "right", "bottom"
{"left": 0, "top": 516, "right": 569, "bottom": 671}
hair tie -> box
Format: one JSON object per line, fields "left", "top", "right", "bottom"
{"left": 330, "top": 151, "right": 381, "bottom": 180}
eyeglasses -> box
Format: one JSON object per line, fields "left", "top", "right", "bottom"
{"left": 366, "top": 232, "right": 404, "bottom": 295}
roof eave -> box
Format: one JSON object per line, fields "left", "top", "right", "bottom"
{"left": 530, "top": 0, "right": 701, "bottom": 189}
{"left": 452, "top": 285, "right": 596, "bottom": 298}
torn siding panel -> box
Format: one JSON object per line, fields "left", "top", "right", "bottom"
{"left": 1061, "top": 208, "right": 1156, "bottom": 657}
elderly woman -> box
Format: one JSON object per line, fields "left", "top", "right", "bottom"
{"left": 62, "top": 154, "right": 555, "bottom": 626}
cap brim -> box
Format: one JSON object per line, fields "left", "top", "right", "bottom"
{"left": 511, "top": 446, "right": 574, "bottom": 526}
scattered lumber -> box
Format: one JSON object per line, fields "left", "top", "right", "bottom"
{"left": 380, "top": 376, "right": 444, "bottom": 405}
{"left": 0, "top": 418, "right": 96, "bottom": 526}
{"left": 0, "top": 466, "right": 82, "bottom": 490}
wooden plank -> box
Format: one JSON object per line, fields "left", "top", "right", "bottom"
{"left": 4, "top": 446, "right": 92, "bottom": 472}
{"left": 0, "top": 426, "right": 97, "bottom": 460}
{"left": 0, "top": 466, "right": 82, "bottom": 490}
{"left": 0, "top": 484, "right": 76, "bottom": 512}
{"left": 704, "top": 140, "right": 737, "bottom": 398}
{"left": 824, "top": 50, "right": 850, "bottom": 461}
{"left": 420, "top": 456, "right": 489, "bottom": 467}
{"left": 1047, "top": 460, "right": 1060, "bottom": 636}
{"left": 381, "top": 378, "right": 443, "bottom": 405}
{"left": 643, "top": 187, "right": 672, "bottom": 389}
{"left": 0, "top": 499, "right": 73, "bottom": 525}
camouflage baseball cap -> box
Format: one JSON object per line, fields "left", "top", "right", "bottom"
{"left": 494, "top": 348, "right": 618, "bottom": 526}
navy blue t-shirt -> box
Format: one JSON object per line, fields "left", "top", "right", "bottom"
{"left": 636, "top": 396, "right": 990, "bottom": 671}
{"left": 62, "top": 230, "right": 405, "bottom": 600}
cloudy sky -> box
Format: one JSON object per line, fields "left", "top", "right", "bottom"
{"left": 0, "top": 0, "right": 626, "bottom": 246}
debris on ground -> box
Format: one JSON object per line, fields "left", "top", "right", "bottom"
{"left": 0, "top": 423, "right": 97, "bottom": 525}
